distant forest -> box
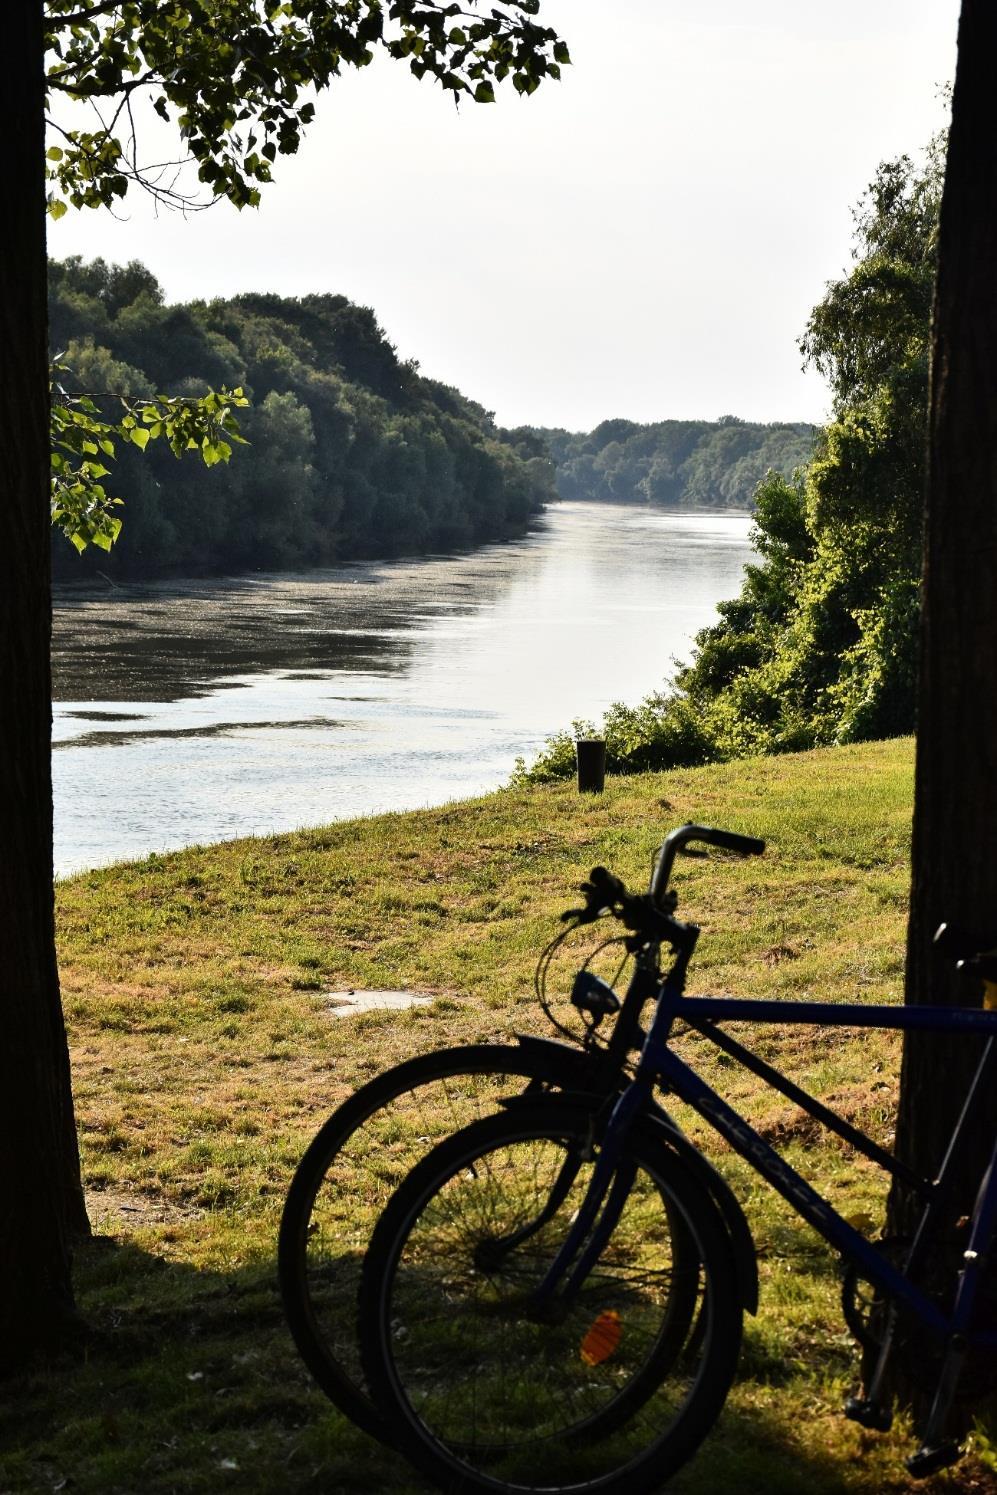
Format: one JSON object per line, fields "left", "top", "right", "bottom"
{"left": 536, "top": 417, "right": 814, "bottom": 510}
{"left": 49, "top": 256, "right": 556, "bottom": 581}
{"left": 50, "top": 258, "right": 814, "bottom": 583}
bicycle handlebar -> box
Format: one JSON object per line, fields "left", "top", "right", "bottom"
{"left": 650, "top": 823, "right": 766, "bottom": 907}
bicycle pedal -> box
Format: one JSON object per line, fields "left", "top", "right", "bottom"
{"left": 843, "top": 1396, "right": 892, "bottom": 1432}
{"left": 905, "top": 1440, "right": 963, "bottom": 1479}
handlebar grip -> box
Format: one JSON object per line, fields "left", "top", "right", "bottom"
{"left": 696, "top": 826, "right": 766, "bottom": 857}
{"left": 650, "top": 822, "right": 765, "bottom": 906}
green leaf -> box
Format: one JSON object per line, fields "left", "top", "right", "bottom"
{"left": 48, "top": 198, "right": 69, "bottom": 221}
{"left": 129, "top": 426, "right": 150, "bottom": 450}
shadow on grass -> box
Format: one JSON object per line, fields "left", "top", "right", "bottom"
{"left": 0, "top": 1235, "right": 989, "bottom": 1495}
{"left": 0, "top": 1234, "right": 415, "bottom": 1495}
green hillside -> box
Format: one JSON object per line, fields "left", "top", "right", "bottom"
{"left": 5, "top": 738, "right": 993, "bottom": 1491}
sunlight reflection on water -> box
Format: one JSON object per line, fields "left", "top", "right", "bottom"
{"left": 52, "top": 501, "right": 753, "bottom": 875}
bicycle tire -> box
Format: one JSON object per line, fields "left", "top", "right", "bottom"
{"left": 278, "top": 1040, "right": 609, "bottom": 1438}
{"left": 360, "top": 1098, "right": 743, "bottom": 1495}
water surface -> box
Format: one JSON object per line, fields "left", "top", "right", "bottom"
{"left": 53, "top": 502, "right": 753, "bottom": 875}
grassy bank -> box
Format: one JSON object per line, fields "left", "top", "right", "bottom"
{"left": 4, "top": 737, "right": 996, "bottom": 1493}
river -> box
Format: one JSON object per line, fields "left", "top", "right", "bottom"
{"left": 52, "top": 501, "right": 754, "bottom": 876}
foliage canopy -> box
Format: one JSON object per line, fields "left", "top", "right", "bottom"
{"left": 44, "top": 1, "right": 568, "bottom": 551}
{"left": 50, "top": 255, "right": 555, "bottom": 576}
{"left": 44, "top": 1, "right": 567, "bottom": 214}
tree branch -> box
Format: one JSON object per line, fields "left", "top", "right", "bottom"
{"left": 45, "top": 2, "right": 124, "bottom": 27}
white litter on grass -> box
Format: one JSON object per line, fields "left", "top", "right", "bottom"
{"left": 324, "top": 989, "right": 433, "bottom": 1016}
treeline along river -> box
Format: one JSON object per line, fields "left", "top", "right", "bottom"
{"left": 52, "top": 502, "right": 753, "bottom": 875}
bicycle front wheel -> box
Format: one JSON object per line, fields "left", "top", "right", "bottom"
{"left": 278, "top": 1040, "right": 606, "bottom": 1438}
{"left": 360, "top": 1099, "right": 742, "bottom": 1495}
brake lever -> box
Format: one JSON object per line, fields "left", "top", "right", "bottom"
{"left": 560, "top": 866, "right": 627, "bottom": 924}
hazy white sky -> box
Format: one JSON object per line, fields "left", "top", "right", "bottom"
{"left": 51, "top": 1, "right": 959, "bottom": 431}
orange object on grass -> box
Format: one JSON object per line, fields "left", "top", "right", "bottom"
{"left": 580, "top": 1309, "right": 622, "bottom": 1365}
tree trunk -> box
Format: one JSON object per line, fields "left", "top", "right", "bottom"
{"left": 888, "top": 0, "right": 997, "bottom": 1392}
{"left": 0, "top": 0, "right": 89, "bottom": 1375}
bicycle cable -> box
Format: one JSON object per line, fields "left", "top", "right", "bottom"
{"left": 534, "top": 920, "right": 632, "bottom": 1049}
{"left": 534, "top": 923, "right": 580, "bottom": 1045}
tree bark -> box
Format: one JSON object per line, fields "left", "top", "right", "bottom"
{"left": 0, "top": 0, "right": 89, "bottom": 1374}
{"left": 889, "top": 0, "right": 997, "bottom": 1323}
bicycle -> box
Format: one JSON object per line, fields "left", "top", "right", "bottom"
{"left": 356, "top": 823, "right": 997, "bottom": 1495}
{"left": 278, "top": 831, "right": 754, "bottom": 1442}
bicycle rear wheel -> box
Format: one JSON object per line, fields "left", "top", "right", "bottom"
{"left": 278, "top": 1040, "right": 606, "bottom": 1437}
{"left": 360, "top": 1099, "right": 742, "bottom": 1495}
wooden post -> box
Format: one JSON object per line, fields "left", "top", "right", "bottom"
{"left": 576, "top": 738, "right": 606, "bottom": 793}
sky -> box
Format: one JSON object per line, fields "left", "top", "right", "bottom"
{"left": 50, "top": 0, "right": 959, "bottom": 432}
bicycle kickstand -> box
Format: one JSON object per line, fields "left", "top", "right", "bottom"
{"left": 904, "top": 1336, "right": 966, "bottom": 1480}
{"left": 842, "top": 1320, "right": 963, "bottom": 1477}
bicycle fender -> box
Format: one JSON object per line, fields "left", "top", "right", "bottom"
{"left": 510, "top": 1034, "right": 637, "bottom": 1119}
{"left": 644, "top": 1107, "right": 759, "bottom": 1315}
{"left": 512, "top": 1032, "right": 603, "bottom": 1081}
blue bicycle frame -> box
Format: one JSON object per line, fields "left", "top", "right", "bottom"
{"left": 534, "top": 963, "right": 997, "bottom": 1457}
{"left": 646, "top": 987, "right": 997, "bottom": 1349}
